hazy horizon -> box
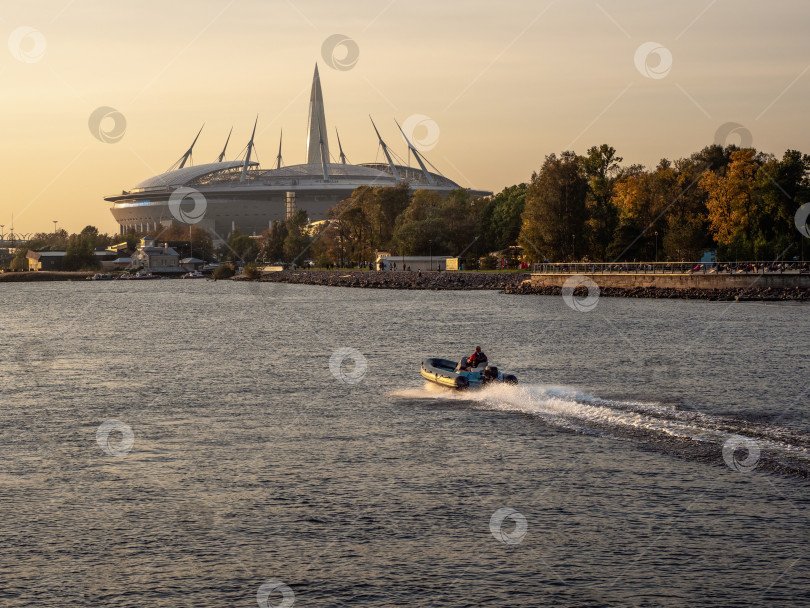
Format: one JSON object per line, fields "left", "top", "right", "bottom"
{"left": 3, "top": 0, "right": 810, "bottom": 235}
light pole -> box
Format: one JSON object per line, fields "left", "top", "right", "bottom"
{"left": 53, "top": 220, "right": 58, "bottom": 235}
{"left": 429, "top": 239, "right": 433, "bottom": 271}
{"left": 654, "top": 230, "right": 658, "bottom": 263}
{"left": 571, "top": 234, "right": 575, "bottom": 262}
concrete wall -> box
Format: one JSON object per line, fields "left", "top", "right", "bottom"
{"left": 530, "top": 272, "right": 810, "bottom": 289}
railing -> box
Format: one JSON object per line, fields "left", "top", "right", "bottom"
{"left": 0, "top": 238, "right": 32, "bottom": 247}
{"left": 532, "top": 261, "right": 810, "bottom": 275}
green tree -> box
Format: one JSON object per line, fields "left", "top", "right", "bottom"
{"left": 63, "top": 227, "right": 101, "bottom": 270}
{"left": 283, "top": 209, "right": 312, "bottom": 263}
{"left": 478, "top": 184, "right": 526, "bottom": 253}
{"left": 518, "top": 152, "right": 589, "bottom": 262}
{"left": 584, "top": 144, "right": 622, "bottom": 260}
{"left": 224, "top": 229, "right": 259, "bottom": 262}
{"left": 261, "top": 220, "right": 288, "bottom": 262}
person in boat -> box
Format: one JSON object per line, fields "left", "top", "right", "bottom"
{"left": 467, "top": 346, "right": 488, "bottom": 369}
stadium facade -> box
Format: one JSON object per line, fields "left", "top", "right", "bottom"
{"left": 107, "top": 66, "right": 491, "bottom": 240}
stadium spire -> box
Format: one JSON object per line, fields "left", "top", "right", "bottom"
{"left": 240, "top": 116, "right": 258, "bottom": 182}
{"left": 369, "top": 116, "right": 399, "bottom": 180}
{"left": 306, "top": 63, "right": 330, "bottom": 179}
{"left": 336, "top": 128, "right": 348, "bottom": 164}
{"left": 395, "top": 119, "right": 435, "bottom": 185}
{"left": 178, "top": 124, "right": 204, "bottom": 169}
{"left": 217, "top": 127, "right": 232, "bottom": 163}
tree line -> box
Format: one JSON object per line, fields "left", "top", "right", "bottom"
{"left": 255, "top": 142, "right": 809, "bottom": 266}
{"left": 517, "top": 144, "right": 809, "bottom": 263}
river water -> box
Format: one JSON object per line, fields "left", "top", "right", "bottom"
{"left": 1, "top": 281, "right": 808, "bottom": 607}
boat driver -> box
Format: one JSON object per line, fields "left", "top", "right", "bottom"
{"left": 468, "top": 346, "right": 488, "bottom": 369}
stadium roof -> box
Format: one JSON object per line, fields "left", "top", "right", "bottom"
{"left": 134, "top": 161, "right": 253, "bottom": 190}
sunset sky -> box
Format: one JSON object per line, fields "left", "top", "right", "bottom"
{"left": 2, "top": 0, "right": 809, "bottom": 235}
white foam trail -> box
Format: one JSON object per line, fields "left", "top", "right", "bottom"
{"left": 390, "top": 382, "right": 810, "bottom": 465}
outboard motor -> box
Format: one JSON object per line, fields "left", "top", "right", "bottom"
{"left": 483, "top": 366, "right": 499, "bottom": 382}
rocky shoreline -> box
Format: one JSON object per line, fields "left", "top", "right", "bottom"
{"left": 0, "top": 271, "right": 95, "bottom": 282}
{"left": 257, "top": 270, "right": 530, "bottom": 290}
{"left": 504, "top": 281, "right": 810, "bottom": 301}
{"left": 254, "top": 270, "right": 810, "bottom": 301}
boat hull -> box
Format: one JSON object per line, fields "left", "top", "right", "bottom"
{"left": 420, "top": 357, "right": 518, "bottom": 390}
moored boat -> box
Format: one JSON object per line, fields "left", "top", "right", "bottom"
{"left": 420, "top": 357, "right": 518, "bottom": 390}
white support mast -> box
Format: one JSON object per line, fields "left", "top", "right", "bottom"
{"left": 241, "top": 116, "right": 258, "bottom": 182}
{"left": 276, "top": 129, "right": 283, "bottom": 169}
{"left": 395, "top": 119, "right": 435, "bottom": 185}
{"left": 369, "top": 116, "right": 399, "bottom": 180}
{"left": 216, "top": 127, "right": 232, "bottom": 163}
{"left": 178, "top": 124, "right": 204, "bottom": 169}
{"left": 335, "top": 128, "right": 348, "bottom": 164}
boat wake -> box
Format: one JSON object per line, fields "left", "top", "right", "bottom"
{"left": 390, "top": 383, "right": 810, "bottom": 477}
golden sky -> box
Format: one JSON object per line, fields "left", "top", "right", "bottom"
{"left": 2, "top": 0, "right": 809, "bottom": 235}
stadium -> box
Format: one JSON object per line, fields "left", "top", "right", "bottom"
{"left": 106, "top": 66, "right": 491, "bottom": 241}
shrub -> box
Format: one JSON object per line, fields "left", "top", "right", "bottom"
{"left": 212, "top": 263, "right": 235, "bottom": 280}
{"left": 242, "top": 262, "right": 261, "bottom": 280}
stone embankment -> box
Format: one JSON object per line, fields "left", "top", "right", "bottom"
{"left": 0, "top": 271, "right": 95, "bottom": 282}
{"left": 257, "top": 270, "right": 530, "bottom": 290}
{"left": 255, "top": 270, "right": 810, "bottom": 300}
{"left": 505, "top": 281, "right": 810, "bottom": 301}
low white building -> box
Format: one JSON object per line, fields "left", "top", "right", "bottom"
{"left": 130, "top": 237, "right": 182, "bottom": 272}
{"left": 375, "top": 254, "right": 455, "bottom": 271}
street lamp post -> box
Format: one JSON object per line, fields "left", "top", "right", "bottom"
{"left": 654, "top": 230, "right": 658, "bottom": 263}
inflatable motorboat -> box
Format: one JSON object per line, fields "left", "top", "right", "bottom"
{"left": 420, "top": 357, "right": 518, "bottom": 390}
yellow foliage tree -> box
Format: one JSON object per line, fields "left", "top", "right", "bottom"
{"left": 699, "top": 149, "right": 758, "bottom": 246}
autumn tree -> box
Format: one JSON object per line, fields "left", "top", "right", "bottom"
{"left": 699, "top": 149, "right": 761, "bottom": 259}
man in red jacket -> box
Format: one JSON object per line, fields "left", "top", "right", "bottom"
{"left": 468, "top": 346, "right": 488, "bottom": 369}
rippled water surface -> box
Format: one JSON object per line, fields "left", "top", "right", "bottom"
{"left": 1, "top": 281, "right": 809, "bottom": 607}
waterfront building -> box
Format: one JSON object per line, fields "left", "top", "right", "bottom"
{"left": 130, "top": 237, "right": 182, "bottom": 272}
{"left": 27, "top": 250, "right": 66, "bottom": 271}
{"left": 106, "top": 66, "right": 490, "bottom": 242}
{"left": 375, "top": 253, "right": 455, "bottom": 271}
